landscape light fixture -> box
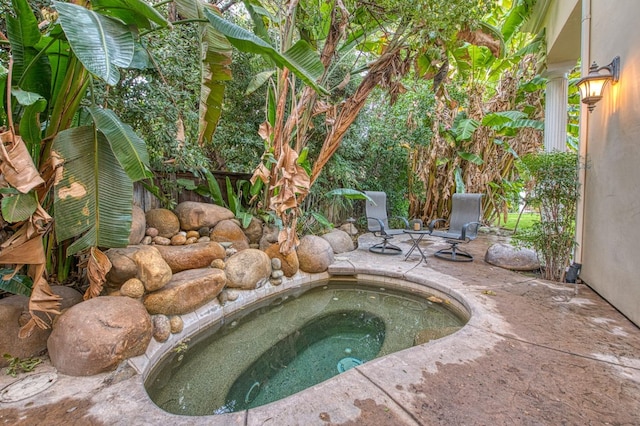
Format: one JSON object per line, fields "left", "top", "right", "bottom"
{"left": 576, "top": 56, "right": 620, "bottom": 112}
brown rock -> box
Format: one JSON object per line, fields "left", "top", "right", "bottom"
{"left": 0, "top": 286, "right": 83, "bottom": 367}
{"left": 225, "top": 249, "right": 272, "bottom": 290}
{"left": 209, "top": 219, "right": 250, "bottom": 251}
{"left": 131, "top": 246, "right": 172, "bottom": 292}
{"left": 264, "top": 243, "right": 299, "bottom": 277}
{"left": 259, "top": 224, "right": 280, "bottom": 250}
{"left": 171, "top": 234, "right": 187, "bottom": 246}
{"left": 169, "top": 315, "right": 184, "bottom": 334}
{"left": 129, "top": 205, "right": 146, "bottom": 245}
{"left": 143, "top": 268, "right": 226, "bottom": 315}
{"left": 105, "top": 247, "right": 139, "bottom": 286}
{"left": 484, "top": 243, "right": 541, "bottom": 271}
{"left": 153, "top": 242, "right": 226, "bottom": 273}
{"left": 145, "top": 208, "right": 180, "bottom": 238}
{"left": 321, "top": 229, "right": 355, "bottom": 253}
{"left": 152, "top": 315, "right": 171, "bottom": 342}
{"left": 186, "top": 230, "right": 200, "bottom": 239}
{"left": 153, "top": 236, "right": 171, "bottom": 246}
{"left": 186, "top": 236, "right": 198, "bottom": 244}
{"left": 297, "top": 235, "right": 334, "bottom": 273}
{"left": 244, "top": 216, "right": 264, "bottom": 244}
{"left": 174, "top": 201, "right": 234, "bottom": 231}
{"left": 120, "top": 278, "right": 145, "bottom": 299}
{"left": 211, "top": 258, "right": 225, "bottom": 269}
{"left": 47, "top": 296, "right": 152, "bottom": 376}
{"left": 146, "top": 227, "right": 159, "bottom": 238}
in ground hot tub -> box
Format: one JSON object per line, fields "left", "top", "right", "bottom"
{"left": 145, "top": 280, "right": 468, "bottom": 416}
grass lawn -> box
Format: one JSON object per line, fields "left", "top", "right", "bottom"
{"left": 501, "top": 211, "right": 539, "bottom": 232}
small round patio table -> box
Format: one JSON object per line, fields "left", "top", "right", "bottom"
{"left": 403, "top": 229, "right": 431, "bottom": 263}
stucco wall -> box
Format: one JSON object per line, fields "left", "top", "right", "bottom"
{"left": 580, "top": 0, "right": 640, "bottom": 326}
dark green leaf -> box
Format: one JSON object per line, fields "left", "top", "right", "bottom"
{"left": 6, "top": 0, "right": 51, "bottom": 97}
{"left": 91, "top": 0, "right": 170, "bottom": 30}
{"left": 52, "top": 126, "right": 133, "bottom": 255}
{"left": 1, "top": 192, "right": 38, "bottom": 222}
{"left": 54, "top": 1, "right": 135, "bottom": 85}
{"left": 18, "top": 98, "right": 47, "bottom": 159}
{"left": 457, "top": 151, "right": 484, "bottom": 165}
{"left": 174, "top": 0, "right": 233, "bottom": 145}
{"left": 203, "top": 9, "right": 328, "bottom": 95}
{"left": 246, "top": 70, "right": 275, "bottom": 95}
{"left": 177, "top": 178, "right": 198, "bottom": 191}
{"left": 454, "top": 118, "right": 480, "bottom": 141}
{"left": 202, "top": 169, "right": 225, "bottom": 206}
{"left": 87, "top": 107, "right": 152, "bottom": 181}
{"left": 0, "top": 269, "right": 33, "bottom": 297}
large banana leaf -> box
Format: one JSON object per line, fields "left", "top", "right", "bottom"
{"left": 52, "top": 126, "right": 133, "bottom": 256}
{"left": 174, "top": 0, "right": 232, "bottom": 145}
{"left": 6, "top": 0, "right": 51, "bottom": 98}
{"left": 204, "top": 8, "right": 328, "bottom": 95}
{"left": 87, "top": 107, "right": 152, "bottom": 182}
{"left": 54, "top": 1, "right": 135, "bottom": 86}
{"left": 91, "top": 0, "right": 170, "bottom": 30}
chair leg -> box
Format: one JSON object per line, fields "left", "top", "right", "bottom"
{"left": 434, "top": 241, "right": 473, "bottom": 262}
{"left": 369, "top": 236, "right": 402, "bottom": 255}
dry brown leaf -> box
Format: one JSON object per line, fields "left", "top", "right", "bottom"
{"left": 83, "top": 247, "right": 112, "bottom": 300}
{"left": 458, "top": 28, "right": 502, "bottom": 58}
{"left": 258, "top": 121, "right": 273, "bottom": 142}
{"left": 19, "top": 271, "right": 62, "bottom": 338}
{"left": 0, "top": 129, "right": 45, "bottom": 193}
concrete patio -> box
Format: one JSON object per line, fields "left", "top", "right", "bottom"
{"left": 1, "top": 232, "right": 639, "bottom": 425}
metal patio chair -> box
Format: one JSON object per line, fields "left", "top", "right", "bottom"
{"left": 428, "top": 193, "right": 483, "bottom": 262}
{"left": 364, "top": 191, "right": 409, "bottom": 255}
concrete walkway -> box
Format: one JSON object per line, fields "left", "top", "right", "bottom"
{"left": 1, "top": 233, "right": 639, "bottom": 425}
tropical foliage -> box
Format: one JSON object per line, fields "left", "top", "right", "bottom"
{"left": 0, "top": 0, "right": 210, "bottom": 335}
{"left": 407, "top": 0, "right": 544, "bottom": 224}
{"left": 205, "top": 0, "right": 492, "bottom": 253}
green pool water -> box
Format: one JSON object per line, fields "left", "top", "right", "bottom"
{"left": 146, "top": 281, "right": 466, "bottom": 416}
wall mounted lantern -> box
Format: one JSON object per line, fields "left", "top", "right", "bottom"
{"left": 576, "top": 56, "right": 620, "bottom": 112}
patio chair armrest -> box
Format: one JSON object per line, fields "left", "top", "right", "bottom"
{"left": 428, "top": 218, "right": 447, "bottom": 232}
{"left": 460, "top": 221, "right": 482, "bottom": 240}
{"left": 366, "top": 216, "right": 388, "bottom": 235}
{"left": 391, "top": 216, "right": 410, "bottom": 228}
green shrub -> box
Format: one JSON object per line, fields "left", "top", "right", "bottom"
{"left": 513, "top": 151, "right": 581, "bottom": 281}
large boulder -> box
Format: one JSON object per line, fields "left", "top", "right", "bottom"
{"left": 484, "top": 243, "right": 540, "bottom": 271}
{"left": 209, "top": 219, "right": 250, "bottom": 251}
{"left": 153, "top": 242, "right": 226, "bottom": 273}
{"left": 143, "top": 268, "right": 227, "bottom": 315}
{"left": 145, "top": 208, "right": 180, "bottom": 238}
{"left": 0, "top": 286, "right": 83, "bottom": 367}
{"left": 129, "top": 205, "right": 146, "bottom": 245}
{"left": 131, "top": 246, "right": 172, "bottom": 291}
{"left": 321, "top": 229, "right": 355, "bottom": 254}
{"left": 47, "top": 296, "right": 152, "bottom": 376}
{"left": 297, "top": 235, "right": 334, "bottom": 273}
{"left": 105, "top": 246, "right": 139, "bottom": 287}
{"left": 174, "top": 201, "right": 234, "bottom": 231}
{"left": 263, "top": 243, "right": 299, "bottom": 277}
{"left": 225, "top": 249, "right": 272, "bottom": 290}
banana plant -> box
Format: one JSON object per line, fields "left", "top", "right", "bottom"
{"left": 0, "top": 0, "right": 169, "bottom": 335}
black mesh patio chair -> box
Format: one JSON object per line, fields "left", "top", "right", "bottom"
{"left": 428, "top": 193, "right": 483, "bottom": 262}
{"left": 364, "top": 191, "right": 409, "bottom": 255}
